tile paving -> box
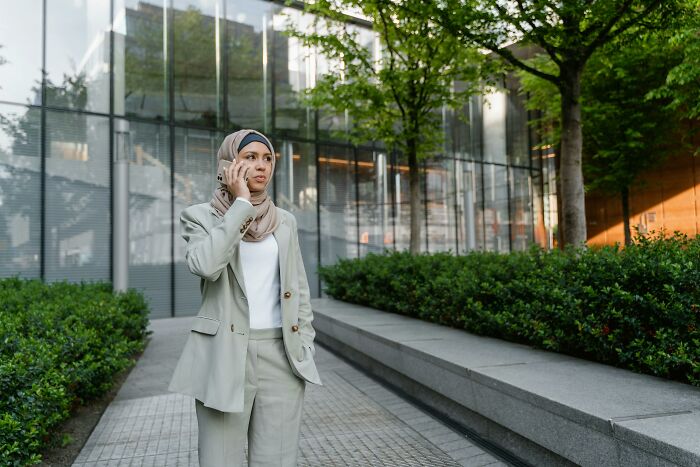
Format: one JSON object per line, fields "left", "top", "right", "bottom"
{"left": 73, "top": 317, "right": 510, "bottom": 467}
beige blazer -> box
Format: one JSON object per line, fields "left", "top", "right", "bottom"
{"left": 168, "top": 197, "right": 323, "bottom": 413}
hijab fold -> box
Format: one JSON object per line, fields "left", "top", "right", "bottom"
{"left": 210, "top": 129, "right": 280, "bottom": 242}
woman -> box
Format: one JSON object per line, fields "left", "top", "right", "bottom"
{"left": 168, "top": 129, "right": 323, "bottom": 467}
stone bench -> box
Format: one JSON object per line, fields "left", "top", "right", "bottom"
{"left": 311, "top": 298, "right": 700, "bottom": 467}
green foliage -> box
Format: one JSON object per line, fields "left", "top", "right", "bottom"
{"left": 516, "top": 54, "right": 560, "bottom": 148}
{"left": 286, "top": 0, "right": 490, "bottom": 158}
{"left": 0, "top": 278, "right": 150, "bottom": 466}
{"left": 434, "top": 0, "right": 684, "bottom": 89}
{"left": 319, "top": 232, "right": 700, "bottom": 386}
{"left": 517, "top": 25, "right": 689, "bottom": 194}
{"left": 582, "top": 31, "right": 684, "bottom": 194}
{"left": 649, "top": 0, "right": 700, "bottom": 125}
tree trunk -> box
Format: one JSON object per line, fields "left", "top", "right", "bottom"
{"left": 407, "top": 137, "right": 422, "bottom": 254}
{"left": 621, "top": 185, "right": 631, "bottom": 246}
{"left": 559, "top": 65, "right": 587, "bottom": 248}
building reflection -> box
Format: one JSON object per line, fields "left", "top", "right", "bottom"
{"left": 0, "top": 0, "right": 549, "bottom": 318}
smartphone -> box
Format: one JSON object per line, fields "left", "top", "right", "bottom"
{"left": 216, "top": 159, "right": 232, "bottom": 186}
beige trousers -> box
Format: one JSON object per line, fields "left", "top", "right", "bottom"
{"left": 195, "top": 327, "right": 306, "bottom": 467}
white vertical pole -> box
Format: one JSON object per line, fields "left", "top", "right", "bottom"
{"left": 113, "top": 119, "right": 130, "bottom": 292}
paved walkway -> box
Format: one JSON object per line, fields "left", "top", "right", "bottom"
{"left": 73, "top": 317, "right": 510, "bottom": 467}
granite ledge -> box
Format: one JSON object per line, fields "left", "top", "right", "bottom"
{"left": 311, "top": 298, "right": 700, "bottom": 467}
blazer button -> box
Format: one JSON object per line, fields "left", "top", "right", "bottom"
{"left": 230, "top": 324, "right": 235, "bottom": 332}
{"left": 291, "top": 324, "right": 299, "bottom": 332}
{"left": 284, "top": 291, "right": 292, "bottom": 299}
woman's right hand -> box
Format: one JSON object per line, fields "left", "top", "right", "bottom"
{"left": 225, "top": 159, "right": 251, "bottom": 201}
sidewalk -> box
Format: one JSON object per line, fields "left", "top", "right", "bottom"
{"left": 72, "top": 317, "right": 510, "bottom": 467}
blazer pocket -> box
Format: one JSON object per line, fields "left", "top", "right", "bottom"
{"left": 191, "top": 316, "right": 220, "bottom": 335}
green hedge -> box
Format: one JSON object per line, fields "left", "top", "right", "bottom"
{"left": 0, "top": 278, "right": 150, "bottom": 466}
{"left": 319, "top": 232, "right": 700, "bottom": 387}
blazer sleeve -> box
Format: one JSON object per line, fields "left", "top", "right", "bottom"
{"left": 291, "top": 214, "right": 317, "bottom": 357}
{"left": 180, "top": 198, "right": 257, "bottom": 282}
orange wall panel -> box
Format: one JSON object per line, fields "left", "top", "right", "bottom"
{"left": 586, "top": 150, "right": 700, "bottom": 245}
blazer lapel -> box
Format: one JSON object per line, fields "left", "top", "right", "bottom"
{"left": 273, "top": 213, "right": 290, "bottom": 293}
{"left": 230, "top": 244, "right": 247, "bottom": 297}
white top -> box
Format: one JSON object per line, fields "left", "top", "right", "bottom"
{"left": 236, "top": 197, "right": 283, "bottom": 329}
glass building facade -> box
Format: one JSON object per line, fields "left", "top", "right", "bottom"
{"left": 0, "top": 0, "right": 554, "bottom": 318}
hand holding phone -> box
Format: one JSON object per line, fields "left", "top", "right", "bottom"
{"left": 217, "top": 159, "right": 251, "bottom": 201}
{"left": 216, "top": 159, "right": 231, "bottom": 186}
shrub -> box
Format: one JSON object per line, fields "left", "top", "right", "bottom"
{"left": 0, "top": 278, "right": 150, "bottom": 466}
{"left": 319, "top": 231, "right": 700, "bottom": 386}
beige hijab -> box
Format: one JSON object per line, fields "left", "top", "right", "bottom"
{"left": 210, "top": 129, "right": 280, "bottom": 242}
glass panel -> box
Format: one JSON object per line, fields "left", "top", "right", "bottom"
{"left": 529, "top": 121, "right": 550, "bottom": 248}
{"left": 174, "top": 127, "right": 224, "bottom": 316}
{"left": 274, "top": 140, "right": 319, "bottom": 297}
{"left": 455, "top": 159, "right": 480, "bottom": 252}
{"left": 507, "top": 84, "right": 529, "bottom": 167}
{"left": 113, "top": 0, "right": 169, "bottom": 119}
{"left": 115, "top": 119, "right": 172, "bottom": 317}
{"left": 426, "top": 156, "right": 456, "bottom": 253}
{"left": 316, "top": 108, "right": 346, "bottom": 143}
{"left": 44, "top": 111, "right": 110, "bottom": 282}
{"left": 467, "top": 95, "right": 483, "bottom": 162}
{"left": 0, "top": 104, "right": 41, "bottom": 277}
{"left": 482, "top": 90, "right": 507, "bottom": 164}
{"left": 444, "top": 106, "right": 457, "bottom": 161}
{"left": 482, "top": 164, "right": 510, "bottom": 252}
{"left": 392, "top": 153, "right": 409, "bottom": 252}
{"left": 543, "top": 145, "right": 559, "bottom": 247}
{"left": 510, "top": 167, "right": 534, "bottom": 250}
{"left": 45, "top": 0, "right": 111, "bottom": 113}
{"left": 0, "top": 1, "right": 42, "bottom": 105}
{"left": 474, "top": 161, "right": 485, "bottom": 249}
{"left": 225, "top": 0, "right": 272, "bottom": 131}
{"left": 318, "top": 144, "right": 357, "bottom": 271}
{"left": 173, "top": 0, "right": 224, "bottom": 127}
{"left": 315, "top": 23, "right": 375, "bottom": 142}
{"left": 272, "top": 8, "right": 315, "bottom": 139}
{"left": 357, "top": 148, "right": 390, "bottom": 257}
{"left": 447, "top": 82, "right": 475, "bottom": 162}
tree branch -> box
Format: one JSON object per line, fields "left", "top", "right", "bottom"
{"left": 583, "top": 0, "right": 663, "bottom": 61}
{"left": 487, "top": 42, "right": 560, "bottom": 85}
{"left": 433, "top": 4, "right": 561, "bottom": 85}
{"left": 415, "top": 23, "right": 446, "bottom": 109}
{"left": 376, "top": 1, "right": 410, "bottom": 67}
{"left": 509, "top": 0, "right": 563, "bottom": 66}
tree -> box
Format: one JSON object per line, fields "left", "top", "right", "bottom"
{"left": 430, "top": 0, "right": 685, "bottom": 247}
{"left": 517, "top": 28, "right": 688, "bottom": 245}
{"left": 650, "top": 1, "right": 700, "bottom": 123}
{"left": 287, "top": 0, "right": 489, "bottom": 253}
